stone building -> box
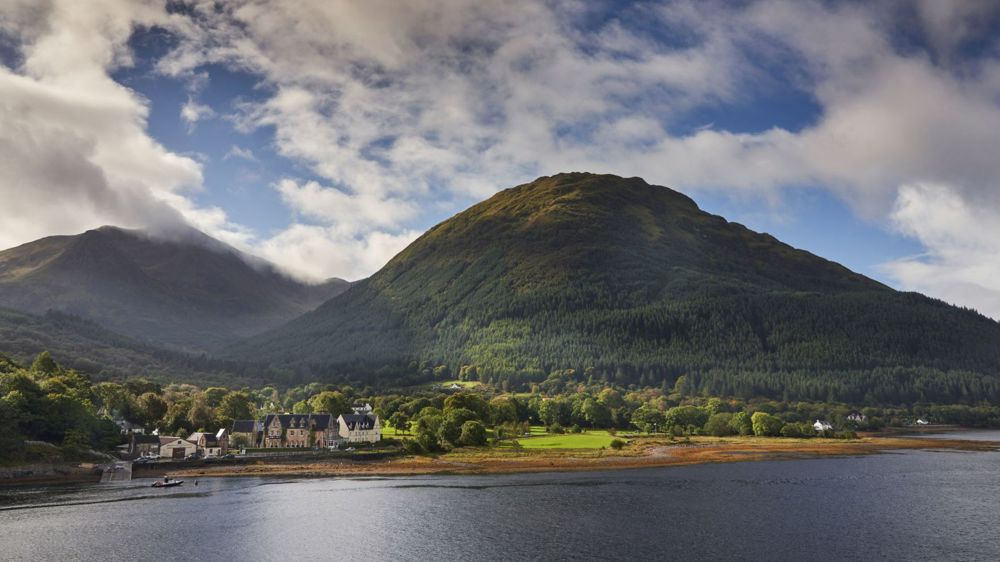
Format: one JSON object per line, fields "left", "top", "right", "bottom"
{"left": 261, "top": 413, "right": 337, "bottom": 448}
{"left": 338, "top": 413, "right": 381, "bottom": 443}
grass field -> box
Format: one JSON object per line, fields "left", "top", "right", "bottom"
{"left": 385, "top": 422, "right": 617, "bottom": 450}
{"left": 499, "top": 426, "right": 619, "bottom": 449}
{"left": 382, "top": 424, "right": 410, "bottom": 439}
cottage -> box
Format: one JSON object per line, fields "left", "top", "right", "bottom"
{"left": 813, "top": 420, "right": 833, "bottom": 432}
{"left": 338, "top": 413, "right": 381, "bottom": 443}
{"left": 158, "top": 436, "right": 198, "bottom": 460}
{"left": 261, "top": 413, "right": 338, "bottom": 448}
{"left": 188, "top": 429, "right": 229, "bottom": 457}
{"left": 352, "top": 403, "right": 374, "bottom": 415}
{"left": 916, "top": 418, "right": 930, "bottom": 425}
{"left": 846, "top": 411, "right": 867, "bottom": 423}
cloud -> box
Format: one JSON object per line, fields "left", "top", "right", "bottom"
{"left": 0, "top": 0, "right": 204, "bottom": 249}
{"left": 0, "top": 0, "right": 260, "bottom": 261}
{"left": 224, "top": 145, "right": 256, "bottom": 161}
{"left": 883, "top": 183, "right": 1000, "bottom": 319}
{"left": 5, "top": 0, "right": 1000, "bottom": 317}
{"left": 148, "top": 0, "right": 1000, "bottom": 313}
{"left": 256, "top": 223, "right": 420, "bottom": 282}
{"left": 180, "top": 97, "right": 215, "bottom": 132}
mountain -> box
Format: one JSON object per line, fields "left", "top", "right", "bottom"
{"left": 0, "top": 225, "right": 349, "bottom": 351}
{"left": 232, "top": 172, "right": 1000, "bottom": 403}
{"left": 0, "top": 306, "right": 263, "bottom": 385}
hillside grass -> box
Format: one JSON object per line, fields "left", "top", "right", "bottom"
{"left": 392, "top": 379, "right": 484, "bottom": 392}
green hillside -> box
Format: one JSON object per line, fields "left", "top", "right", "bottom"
{"left": 0, "top": 306, "right": 265, "bottom": 386}
{"left": 0, "top": 225, "right": 349, "bottom": 351}
{"left": 232, "top": 173, "right": 1000, "bottom": 403}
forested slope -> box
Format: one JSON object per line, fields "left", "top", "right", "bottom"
{"left": 231, "top": 173, "right": 1000, "bottom": 403}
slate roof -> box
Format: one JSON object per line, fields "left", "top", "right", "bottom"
{"left": 231, "top": 420, "right": 259, "bottom": 433}
{"left": 263, "top": 413, "right": 334, "bottom": 431}
{"left": 340, "top": 413, "right": 378, "bottom": 431}
{"left": 132, "top": 434, "right": 160, "bottom": 445}
{"left": 187, "top": 432, "right": 220, "bottom": 446}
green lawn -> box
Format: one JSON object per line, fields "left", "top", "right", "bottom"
{"left": 387, "top": 422, "right": 618, "bottom": 449}
{"left": 499, "top": 426, "right": 619, "bottom": 449}
{"left": 382, "top": 424, "right": 410, "bottom": 439}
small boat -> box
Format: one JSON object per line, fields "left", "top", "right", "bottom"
{"left": 151, "top": 479, "right": 183, "bottom": 488}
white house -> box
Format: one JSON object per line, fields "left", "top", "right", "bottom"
{"left": 158, "top": 436, "right": 198, "bottom": 460}
{"left": 338, "top": 413, "right": 381, "bottom": 443}
{"left": 115, "top": 418, "right": 145, "bottom": 435}
{"left": 846, "top": 411, "right": 866, "bottom": 423}
{"left": 916, "top": 418, "right": 930, "bottom": 425}
{"left": 187, "top": 429, "right": 229, "bottom": 457}
{"left": 352, "top": 403, "right": 374, "bottom": 415}
{"left": 813, "top": 420, "right": 833, "bottom": 432}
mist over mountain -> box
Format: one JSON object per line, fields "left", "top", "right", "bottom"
{"left": 231, "top": 173, "right": 1000, "bottom": 402}
{"left": 0, "top": 224, "right": 349, "bottom": 351}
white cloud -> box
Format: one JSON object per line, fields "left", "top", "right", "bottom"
{"left": 5, "top": 0, "right": 1000, "bottom": 317}
{"left": 883, "top": 183, "right": 1000, "bottom": 319}
{"left": 224, "top": 145, "right": 256, "bottom": 161}
{"left": 156, "top": 1, "right": 1000, "bottom": 301}
{"left": 180, "top": 97, "right": 215, "bottom": 132}
{"left": 0, "top": 0, "right": 263, "bottom": 270}
{"left": 0, "top": 0, "right": 207, "bottom": 249}
{"left": 256, "top": 223, "right": 420, "bottom": 282}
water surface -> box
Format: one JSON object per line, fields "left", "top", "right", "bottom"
{"left": 2, "top": 448, "right": 999, "bottom": 561}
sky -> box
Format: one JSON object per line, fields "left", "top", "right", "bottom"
{"left": 2, "top": 0, "right": 1000, "bottom": 318}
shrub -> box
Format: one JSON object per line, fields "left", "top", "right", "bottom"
{"left": 729, "top": 411, "right": 753, "bottom": 436}
{"left": 569, "top": 424, "right": 583, "bottom": 434}
{"left": 751, "top": 412, "right": 783, "bottom": 437}
{"left": 548, "top": 423, "right": 565, "bottom": 434}
{"left": 780, "top": 423, "right": 807, "bottom": 438}
{"left": 609, "top": 438, "right": 626, "bottom": 450}
{"left": 704, "top": 413, "right": 734, "bottom": 436}
{"left": 458, "top": 420, "right": 487, "bottom": 446}
{"left": 402, "top": 439, "right": 425, "bottom": 455}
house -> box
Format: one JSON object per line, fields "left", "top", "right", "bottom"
{"left": 338, "top": 412, "right": 381, "bottom": 443}
{"left": 129, "top": 433, "right": 161, "bottom": 457}
{"left": 847, "top": 411, "right": 867, "bottom": 423}
{"left": 158, "top": 436, "right": 198, "bottom": 460}
{"left": 115, "top": 418, "right": 145, "bottom": 435}
{"left": 813, "top": 420, "right": 833, "bottom": 432}
{"left": 916, "top": 418, "right": 930, "bottom": 425}
{"left": 445, "top": 383, "right": 462, "bottom": 391}
{"left": 352, "top": 403, "right": 374, "bottom": 415}
{"left": 261, "top": 413, "right": 338, "bottom": 448}
{"left": 188, "top": 429, "right": 229, "bottom": 457}
{"left": 231, "top": 419, "right": 262, "bottom": 449}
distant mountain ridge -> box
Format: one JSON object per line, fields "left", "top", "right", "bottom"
{"left": 0, "top": 225, "right": 349, "bottom": 350}
{"left": 230, "top": 173, "right": 1000, "bottom": 403}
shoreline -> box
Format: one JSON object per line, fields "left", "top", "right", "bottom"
{"left": 162, "top": 435, "right": 1000, "bottom": 480}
